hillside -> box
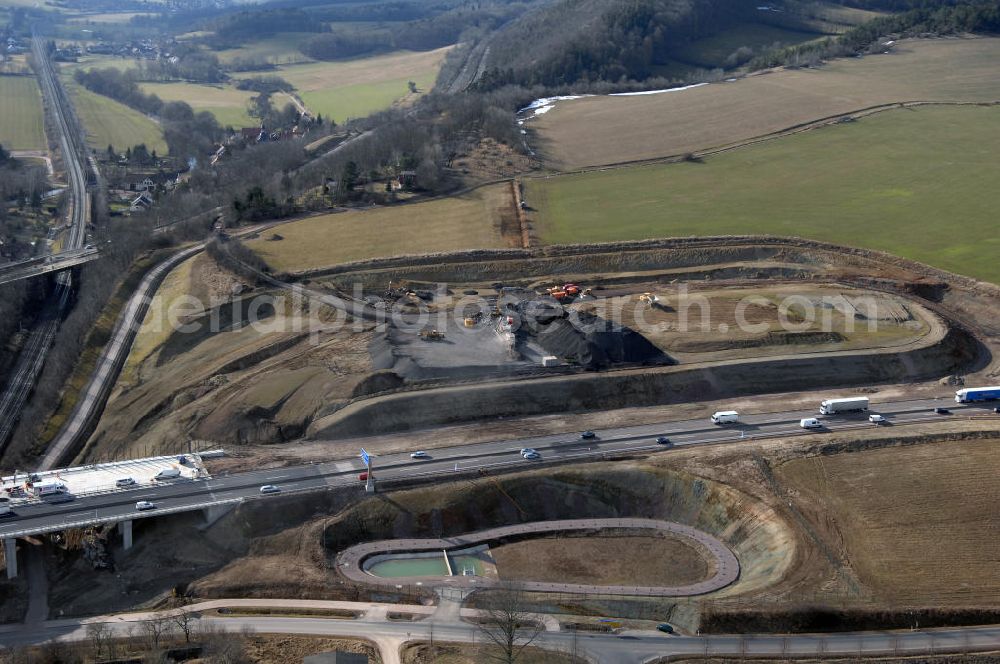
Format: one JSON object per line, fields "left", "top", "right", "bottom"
{"left": 474, "top": 0, "right": 880, "bottom": 89}
{"left": 479, "top": 0, "right": 764, "bottom": 88}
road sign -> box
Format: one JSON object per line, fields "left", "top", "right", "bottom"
{"left": 360, "top": 448, "right": 370, "bottom": 466}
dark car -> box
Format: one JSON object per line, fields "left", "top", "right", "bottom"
{"left": 934, "top": 407, "right": 951, "bottom": 415}
{"left": 994, "top": 407, "right": 1000, "bottom": 414}
{"left": 580, "top": 431, "right": 597, "bottom": 439}
{"left": 656, "top": 623, "right": 674, "bottom": 634}
{"left": 655, "top": 436, "right": 671, "bottom": 445}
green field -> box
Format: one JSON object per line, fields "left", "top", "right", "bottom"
{"left": 527, "top": 106, "right": 1000, "bottom": 285}
{"left": 211, "top": 32, "right": 317, "bottom": 66}
{"left": 66, "top": 80, "right": 167, "bottom": 153}
{"left": 672, "top": 22, "right": 826, "bottom": 68}
{"left": 0, "top": 75, "right": 47, "bottom": 150}
{"left": 273, "top": 47, "right": 449, "bottom": 122}
{"left": 247, "top": 183, "right": 511, "bottom": 273}
{"left": 140, "top": 81, "right": 256, "bottom": 128}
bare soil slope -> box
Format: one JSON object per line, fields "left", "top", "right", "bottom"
{"left": 778, "top": 437, "right": 1000, "bottom": 605}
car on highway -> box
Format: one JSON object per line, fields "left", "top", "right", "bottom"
{"left": 580, "top": 430, "right": 597, "bottom": 439}
{"left": 259, "top": 485, "right": 281, "bottom": 494}
{"left": 993, "top": 407, "right": 1000, "bottom": 414}
{"left": 934, "top": 407, "right": 951, "bottom": 415}
{"left": 656, "top": 623, "right": 674, "bottom": 634}
{"left": 800, "top": 418, "right": 822, "bottom": 429}
{"left": 869, "top": 414, "right": 886, "bottom": 423}
{"left": 655, "top": 436, "right": 671, "bottom": 445}
{"left": 410, "top": 451, "right": 429, "bottom": 459}
{"left": 135, "top": 501, "right": 156, "bottom": 511}
{"left": 359, "top": 472, "right": 369, "bottom": 482}
{"left": 522, "top": 451, "right": 541, "bottom": 460}
{"left": 519, "top": 448, "right": 537, "bottom": 457}
{"left": 115, "top": 477, "right": 136, "bottom": 488}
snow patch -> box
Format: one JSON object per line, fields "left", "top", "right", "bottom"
{"left": 609, "top": 82, "right": 708, "bottom": 97}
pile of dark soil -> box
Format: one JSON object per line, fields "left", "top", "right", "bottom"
{"left": 513, "top": 300, "right": 671, "bottom": 369}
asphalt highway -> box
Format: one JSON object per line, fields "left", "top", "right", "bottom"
{"left": 4, "top": 396, "right": 995, "bottom": 539}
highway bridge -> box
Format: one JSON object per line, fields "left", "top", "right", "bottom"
{"left": 0, "top": 246, "right": 100, "bottom": 287}
{"left": 4, "top": 396, "right": 995, "bottom": 578}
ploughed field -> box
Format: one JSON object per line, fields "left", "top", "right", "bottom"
{"left": 777, "top": 436, "right": 1000, "bottom": 605}
{"left": 525, "top": 38, "right": 1000, "bottom": 170}
{"left": 527, "top": 106, "right": 1000, "bottom": 285}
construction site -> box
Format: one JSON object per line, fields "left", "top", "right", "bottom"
{"left": 2, "top": 230, "right": 999, "bottom": 648}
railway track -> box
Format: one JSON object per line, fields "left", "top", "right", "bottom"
{"left": 0, "top": 35, "right": 91, "bottom": 455}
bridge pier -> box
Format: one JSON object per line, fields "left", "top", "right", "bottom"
{"left": 4, "top": 538, "right": 17, "bottom": 579}
{"left": 121, "top": 520, "right": 133, "bottom": 550}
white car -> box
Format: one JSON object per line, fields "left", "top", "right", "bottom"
{"left": 409, "top": 451, "right": 429, "bottom": 459}
{"left": 522, "top": 452, "right": 541, "bottom": 460}
{"left": 135, "top": 501, "right": 156, "bottom": 511}
{"left": 869, "top": 414, "right": 886, "bottom": 423}
{"left": 519, "top": 448, "right": 537, "bottom": 457}
{"left": 259, "top": 485, "right": 281, "bottom": 494}
{"left": 800, "top": 418, "right": 822, "bottom": 429}
{"left": 115, "top": 477, "right": 136, "bottom": 488}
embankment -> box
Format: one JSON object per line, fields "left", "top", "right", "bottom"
{"left": 309, "top": 321, "right": 976, "bottom": 439}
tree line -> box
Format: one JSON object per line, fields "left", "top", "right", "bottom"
{"left": 300, "top": 1, "right": 531, "bottom": 60}
{"left": 749, "top": 0, "right": 1000, "bottom": 68}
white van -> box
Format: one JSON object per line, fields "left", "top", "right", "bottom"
{"left": 711, "top": 411, "right": 740, "bottom": 425}
{"left": 154, "top": 468, "right": 182, "bottom": 481}
{"left": 800, "top": 418, "right": 822, "bottom": 429}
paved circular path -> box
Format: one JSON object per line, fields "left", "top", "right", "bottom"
{"left": 336, "top": 518, "right": 740, "bottom": 596}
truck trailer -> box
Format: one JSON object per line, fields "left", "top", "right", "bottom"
{"left": 819, "top": 396, "right": 870, "bottom": 415}
{"left": 33, "top": 480, "right": 68, "bottom": 496}
{"left": 955, "top": 386, "right": 1000, "bottom": 403}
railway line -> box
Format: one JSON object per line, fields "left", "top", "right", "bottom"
{"left": 0, "top": 35, "right": 92, "bottom": 455}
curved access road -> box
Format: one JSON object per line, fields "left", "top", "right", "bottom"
{"left": 337, "top": 517, "right": 740, "bottom": 597}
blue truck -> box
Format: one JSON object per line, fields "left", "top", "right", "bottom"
{"left": 955, "top": 386, "right": 1000, "bottom": 403}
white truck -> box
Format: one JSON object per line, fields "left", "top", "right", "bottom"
{"left": 819, "top": 396, "right": 870, "bottom": 416}
{"left": 711, "top": 411, "right": 740, "bottom": 425}
{"left": 33, "top": 480, "right": 68, "bottom": 497}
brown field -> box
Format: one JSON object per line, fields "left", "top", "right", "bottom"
{"left": 777, "top": 437, "right": 1000, "bottom": 605}
{"left": 491, "top": 535, "right": 711, "bottom": 587}
{"left": 527, "top": 38, "right": 1000, "bottom": 169}
{"left": 246, "top": 184, "right": 513, "bottom": 274}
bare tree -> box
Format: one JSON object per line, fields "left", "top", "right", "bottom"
{"left": 170, "top": 600, "right": 200, "bottom": 643}
{"left": 86, "top": 622, "right": 112, "bottom": 660}
{"left": 140, "top": 613, "right": 174, "bottom": 652}
{"left": 474, "top": 582, "right": 544, "bottom": 664}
